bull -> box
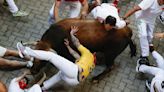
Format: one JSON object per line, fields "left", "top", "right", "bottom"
{"left": 32, "top": 18, "right": 136, "bottom": 81}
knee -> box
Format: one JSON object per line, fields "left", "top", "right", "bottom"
{"left": 139, "top": 33, "right": 147, "bottom": 38}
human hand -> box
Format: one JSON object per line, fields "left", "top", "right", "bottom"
{"left": 154, "top": 33, "right": 164, "bottom": 39}
{"left": 80, "top": 12, "right": 87, "bottom": 19}
{"left": 56, "top": 17, "right": 62, "bottom": 22}
{"left": 64, "top": 39, "right": 70, "bottom": 46}
{"left": 125, "top": 20, "right": 130, "bottom": 25}
{"left": 23, "top": 70, "right": 31, "bottom": 75}
{"left": 70, "top": 26, "right": 79, "bottom": 35}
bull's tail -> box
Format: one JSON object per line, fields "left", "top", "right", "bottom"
{"left": 128, "top": 38, "right": 136, "bottom": 57}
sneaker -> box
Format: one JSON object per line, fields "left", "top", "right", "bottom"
{"left": 17, "top": 42, "right": 29, "bottom": 58}
{"left": 12, "top": 10, "right": 28, "bottom": 17}
{"left": 26, "top": 61, "right": 33, "bottom": 68}
{"left": 136, "top": 56, "right": 149, "bottom": 72}
{"left": 158, "top": 15, "right": 164, "bottom": 25}
{"left": 145, "top": 80, "right": 151, "bottom": 91}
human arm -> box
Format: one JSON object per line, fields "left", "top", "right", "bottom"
{"left": 154, "top": 33, "right": 164, "bottom": 39}
{"left": 64, "top": 39, "right": 80, "bottom": 60}
{"left": 37, "top": 72, "right": 46, "bottom": 85}
{"left": 80, "top": 0, "right": 89, "bottom": 19}
{"left": 70, "top": 26, "right": 81, "bottom": 47}
{"left": 123, "top": 5, "right": 141, "bottom": 20}
{"left": 123, "top": 0, "right": 154, "bottom": 20}
{"left": 15, "top": 70, "right": 30, "bottom": 82}
{"left": 54, "top": 0, "right": 61, "bottom": 22}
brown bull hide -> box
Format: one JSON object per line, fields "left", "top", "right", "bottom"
{"left": 33, "top": 18, "right": 136, "bottom": 81}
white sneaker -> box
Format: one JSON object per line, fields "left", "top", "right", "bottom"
{"left": 13, "top": 10, "right": 28, "bottom": 17}
{"left": 26, "top": 61, "right": 33, "bottom": 68}
{"left": 17, "top": 42, "right": 29, "bottom": 58}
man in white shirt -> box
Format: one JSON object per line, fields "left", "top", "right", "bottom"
{"left": 48, "top": 0, "right": 88, "bottom": 24}
{"left": 9, "top": 71, "right": 46, "bottom": 92}
{"left": 91, "top": 3, "right": 126, "bottom": 30}
{"left": 136, "top": 49, "right": 164, "bottom": 92}
{"left": 3, "top": 0, "right": 28, "bottom": 17}
{"left": 123, "top": 0, "right": 164, "bottom": 62}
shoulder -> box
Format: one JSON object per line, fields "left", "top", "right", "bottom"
{"left": 138, "top": 0, "right": 155, "bottom": 10}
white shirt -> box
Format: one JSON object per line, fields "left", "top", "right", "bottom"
{"left": 91, "top": 3, "right": 126, "bottom": 29}
{"left": 135, "top": 0, "right": 164, "bottom": 24}
{"left": 8, "top": 78, "right": 24, "bottom": 92}
{"left": 9, "top": 78, "right": 42, "bottom": 92}
{"left": 27, "top": 84, "right": 42, "bottom": 92}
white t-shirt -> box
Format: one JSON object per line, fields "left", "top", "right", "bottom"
{"left": 135, "top": 0, "right": 164, "bottom": 24}
{"left": 8, "top": 78, "right": 24, "bottom": 92}
{"left": 27, "top": 84, "right": 42, "bottom": 92}
{"left": 91, "top": 3, "right": 126, "bottom": 29}
{"left": 9, "top": 78, "right": 42, "bottom": 92}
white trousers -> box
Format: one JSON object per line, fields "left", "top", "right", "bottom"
{"left": 49, "top": 0, "right": 81, "bottom": 24}
{"left": 139, "top": 51, "right": 164, "bottom": 75}
{"left": 0, "top": 46, "right": 7, "bottom": 57}
{"left": 6, "top": 0, "right": 18, "bottom": 13}
{"left": 137, "top": 19, "right": 155, "bottom": 57}
{"left": 139, "top": 51, "right": 164, "bottom": 92}
{"left": 25, "top": 48, "right": 79, "bottom": 90}
{"left": 161, "top": 11, "right": 164, "bottom": 18}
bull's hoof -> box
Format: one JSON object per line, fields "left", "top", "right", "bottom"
{"left": 91, "top": 77, "right": 100, "bottom": 83}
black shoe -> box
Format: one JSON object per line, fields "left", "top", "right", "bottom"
{"left": 145, "top": 80, "right": 151, "bottom": 91}
{"left": 149, "top": 44, "right": 155, "bottom": 53}
{"left": 136, "top": 56, "right": 149, "bottom": 72}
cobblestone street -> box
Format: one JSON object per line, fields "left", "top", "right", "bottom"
{"left": 0, "top": 0, "right": 163, "bottom": 92}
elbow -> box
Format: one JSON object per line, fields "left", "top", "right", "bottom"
{"left": 133, "top": 5, "right": 141, "bottom": 11}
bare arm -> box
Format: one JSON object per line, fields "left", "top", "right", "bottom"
{"left": 154, "top": 33, "right": 164, "bottom": 39}
{"left": 80, "top": 0, "right": 89, "bottom": 19}
{"left": 64, "top": 39, "right": 80, "bottom": 60}
{"left": 123, "top": 5, "right": 141, "bottom": 20}
{"left": 37, "top": 72, "right": 46, "bottom": 85}
{"left": 70, "top": 26, "right": 81, "bottom": 47}
{"left": 16, "top": 70, "right": 30, "bottom": 82}
{"left": 54, "top": 0, "right": 61, "bottom": 21}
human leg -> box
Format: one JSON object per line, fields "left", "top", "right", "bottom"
{"left": 137, "top": 20, "right": 149, "bottom": 57}
{"left": 17, "top": 42, "right": 78, "bottom": 78}
{"left": 4, "top": 49, "right": 19, "bottom": 57}
{"left": 147, "top": 23, "right": 155, "bottom": 45}
{"left": 48, "top": 3, "right": 55, "bottom": 24}
{"left": 42, "top": 71, "right": 62, "bottom": 90}
{"left": 0, "top": 58, "right": 32, "bottom": 69}
{"left": 139, "top": 65, "right": 161, "bottom": 76}
{"left": 152, "top": 51, "right": 164, "bottom": 69}
{"left": 6, "top": 0, "right": 28, "bottom": 16}
{"left": 6, "top": 0, "right": 18, "bottom": 13}
{"left": 0, "top": 46, "right": 7, "bottom": 57}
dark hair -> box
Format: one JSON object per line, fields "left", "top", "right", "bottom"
{"left": 105, "top": 15, "right": 116, "bottom": 26}
{"left": 23, "top": 77, "right": 29, "bottom": 84}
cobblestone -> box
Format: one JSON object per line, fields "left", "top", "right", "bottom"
{"left": 0, "top": 0, "right": 163, "bottom": 92}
